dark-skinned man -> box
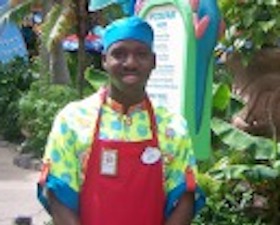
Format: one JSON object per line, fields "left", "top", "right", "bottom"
{"left": 38, "top": 16, "right": 205, "bottom": 225}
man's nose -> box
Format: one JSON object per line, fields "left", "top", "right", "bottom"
{"left": 123, "top": 54, "right": 138, "bottom": 69}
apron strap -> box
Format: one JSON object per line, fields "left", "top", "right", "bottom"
{"left": 92, "top": 88, "right": 107, "bottom": 142}
{"left": 145, "top": 95, "right": 159, "bottom": 147}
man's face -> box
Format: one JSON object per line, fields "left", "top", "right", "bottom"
{"left": 102, "top": 40, "right": 155, "bottom": 96}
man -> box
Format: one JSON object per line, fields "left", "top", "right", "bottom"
{"left": 38, "top": 16, "right": 205, "bottom": 225}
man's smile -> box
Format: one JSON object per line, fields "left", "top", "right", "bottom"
{"left": 122, "top": 74, "right": 140, "bottom": 84}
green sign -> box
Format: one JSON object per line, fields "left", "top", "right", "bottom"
{"left": 139, "top": 0, "right": 212, "bottom": 160}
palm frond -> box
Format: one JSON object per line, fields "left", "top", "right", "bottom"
{"left": 41, "top": 3, "right": 76, "bottom": 51}
{"left": 0, "top": 0, "right": 39, "bottom": 24}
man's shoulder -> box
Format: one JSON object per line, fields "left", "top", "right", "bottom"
{"left": 57, "top": 90, "right": 102, "bottom": 120}
{"left": 61, "top": 89, "right": 101, "bottom": 114}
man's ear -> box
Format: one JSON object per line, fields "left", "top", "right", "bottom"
{"left": 152, "top": 53, "right": 156, "bottom": 69}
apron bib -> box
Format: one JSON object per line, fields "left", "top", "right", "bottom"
{"left": 80, "top": 91, "right": 165, "bottom": 225}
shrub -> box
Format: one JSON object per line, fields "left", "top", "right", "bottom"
{"left": 0, "top": 57, "right": 34, "bottom": 141}
{"left": 18, "top": 79, "right": 79, "bottom": 156}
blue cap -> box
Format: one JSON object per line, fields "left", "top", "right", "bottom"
{"left": 102, "top": 16, "right": 154, "bottom": 52}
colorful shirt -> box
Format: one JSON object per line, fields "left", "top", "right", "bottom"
{"left": 38, "top": 88, "right": 205, "bottom": 217}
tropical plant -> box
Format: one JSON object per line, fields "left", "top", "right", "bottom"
{"left": 219, "top": 0, "right": 280, "bottom": 60}
{"left": 37, "top": 0, "right": 122, "bottom": 94}
{"left": 84, "top": 65, "right": 108, "bottom": 92}
{"left": 195, "top": 63, "right": 280, "bottom": 224}
{"left": 1, "top": 0, "right": 126, "bottom": 95}
{"left": 18, "top": 79, "right": 79, "bottom": 156}
{"left": 210, "top": 117, "right": 280, "bottom": 224}
{"left": 1, "top": 0, "right": 79, "bottom": 86}
{"left": 0, "top": 57, "right": 34, "bottom": 141}
{"left": 41, "top": 0, "right": 75, "bottom": 85}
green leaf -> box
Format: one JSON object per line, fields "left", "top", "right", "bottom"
{"left": 84, "top": 67, "right": 108, "bottom": 91}
{"left": 273, "top": 160, "right": 280, "bottom": 172}
{"left": 247, "top": 165, "right": 279, "bottom": 180}
{"left": 211, "top": 164, "right": 250, "bottom": 180}
{"left": 243, "top": 7, "right": 256, "bottom": 28}
{"left": 0, "top": 0, "right": 37, "bottom": 24}
{"left": 41, "top": 4, "right": 64, "bottom": 50}
{"left": 209, "top": 157, "right": 230, "bottom": 171}
{"left": 211, "top": 118, "right": 276, "bottom": 160}
{"left": 212, "top": 117, "right": 254, "bottom": 150}
{"left": 259, "top": 20, "right": 276, "bottom": 33}
{"left": 196, "top": 173, "right": 221, "bottom": 195}
{"left": 224, "top": 165, "right": 250, "bottom": 180}
{"left": 265, "top": 0, "right": 278, "bottom": 6}
{"left": 213, "top": 83, "right": 231, "bottom": 111}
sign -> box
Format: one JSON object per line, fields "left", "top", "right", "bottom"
{"left": 145, "top": 5, "right": 185, "bottom": 115}
{"left": 139, "top": 0, "right": 212, "bottom": 160}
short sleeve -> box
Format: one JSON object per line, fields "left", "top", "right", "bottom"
{"left": 162, "top": 116, "right": 205, "bottom": 217}
{"left": 37, "top": 90, "right": 102, "bottom": 214}
{"left": 37, "top": 105, "right": 81, "bottom": 214}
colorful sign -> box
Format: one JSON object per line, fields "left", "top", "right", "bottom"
{"left": 139, "top": 0, "right": 216, "bottom": 160}
{"left": 145, "top": 5, "right": 186, "bottom": 115}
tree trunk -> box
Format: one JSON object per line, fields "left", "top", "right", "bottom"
{"left": 39, "top": 0, "right": 53, "bottom": 80}
{"left": 50, "top": 41, "right": 71, "bottom": 84}
{"left": 40, "top": 0, "right": 71, "bottom": 85}
{"left": 76, "top": 0, "right": 88, "bottom": 97}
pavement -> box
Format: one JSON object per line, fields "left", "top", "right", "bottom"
{"left": 0, "top": 139, "right": 51, "bottom": 225}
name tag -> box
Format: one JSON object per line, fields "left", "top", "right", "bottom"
{"left": 100, "top": 149, "right": 118, "bottom": 176}
{"left": 141, "top": 147, "right": 161, "bottom": 165}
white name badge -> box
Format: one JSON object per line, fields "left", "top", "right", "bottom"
{"left": 141, "top": 147, "right": 161, "bottom": 165}
{"left": 100, "top": 149, "right": 118, "bottom": 176}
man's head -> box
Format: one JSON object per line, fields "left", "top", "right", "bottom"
{"left": 102, "top": 16, "right": 156, "bottom": 103}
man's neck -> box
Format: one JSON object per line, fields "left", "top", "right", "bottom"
{"left": 107, "top": 86, "right": 146, "bottom": 114}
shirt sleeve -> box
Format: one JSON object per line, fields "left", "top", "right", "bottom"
{"left": 163, "top": 116, "right": 205, "bottom": 218}
{"left": 37, "top": 104, "right": 81, "bottom": 214}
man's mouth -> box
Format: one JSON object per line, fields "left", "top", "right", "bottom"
{"left": 122, "top": 74, "right": 140, "bottom": 84}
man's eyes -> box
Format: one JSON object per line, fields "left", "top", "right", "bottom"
{"left": 137, "top": 51, "right": 149, "bottom": 58}
{"left": 112, "top": 51, "right": 126, "bottom": 58}
{"left": 111, "top": 50, "right": 150, "bottom": 60}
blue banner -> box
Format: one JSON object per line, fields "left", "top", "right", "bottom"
{"left": 0, "top": 21, "right": 28, "bottom": 64}
{"left": 88, "top": 0, "right": 137, "bottom": 15}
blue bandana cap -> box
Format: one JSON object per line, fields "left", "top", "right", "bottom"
{"left": 102, "top": 16, "right": 154, "bottom": 52}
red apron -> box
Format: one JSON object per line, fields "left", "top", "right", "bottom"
{"left": 80, "top": 93, "right": 165, "bottom": 225}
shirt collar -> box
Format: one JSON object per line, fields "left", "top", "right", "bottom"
{"left": 105, "top": 96, "right": 147, "bottom": 115}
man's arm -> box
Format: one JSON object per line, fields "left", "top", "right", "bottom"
{"left": 165, "top": 192, "right": 195, "bottom": 225}
{"left": 48, "top": 191, "right": 81, "bottom": 225}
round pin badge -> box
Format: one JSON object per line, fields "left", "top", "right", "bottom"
{"left": 141, "top": 147, "right": 161, "bottom": 164}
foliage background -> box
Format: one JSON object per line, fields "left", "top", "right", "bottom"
{"left": 219, "top": 0, "right": 280, "bottom": 62}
